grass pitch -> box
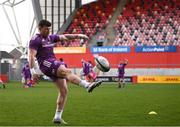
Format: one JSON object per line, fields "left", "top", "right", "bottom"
{"left": 0, "top": 81, "right": 180, "bottom": 126}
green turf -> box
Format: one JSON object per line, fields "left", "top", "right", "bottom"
{"left": 0, "top": 81, "right": 180, "bottom": 126}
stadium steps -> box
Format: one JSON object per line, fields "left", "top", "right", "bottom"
{"left": 105, "top": 0, "right": 127, "bottom": 45}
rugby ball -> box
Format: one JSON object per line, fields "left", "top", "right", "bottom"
{"left": 95, "top": 56, "right": 110, "bottom": 72}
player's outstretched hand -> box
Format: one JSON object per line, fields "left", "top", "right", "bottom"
{"left": 124, "top": 59, "right": 128, "bottom": 64}
{"left": 59, "top": 35, "right": 68, "bottom": 41}
{"left": 78, "top": 34, "right": 89, "bottom": 40}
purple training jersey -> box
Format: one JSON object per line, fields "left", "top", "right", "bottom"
{"left": 29, "top": 34, "right": 63, "bottom": 81}
{"left": 29, "top": 34, "right": 59, "bottom": 63}
{"left": 82, "top": 61, "right": 93, "bottom": 76}
{"left": 22, "top": 64, "right": 31, "bottom": 79}
{"left": 118, "top": 63, "right": 127, "bottom": 77}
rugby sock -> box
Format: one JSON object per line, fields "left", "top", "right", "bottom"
{"left": 79, "top": 80, "right": 89, "bottom": 88}
{"left": 54, "top": 110, "right": 63, "bottom": 119}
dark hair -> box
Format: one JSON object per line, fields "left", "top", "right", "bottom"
{"left": 38, "top": 19, "right": 51, "bottom": 27}
{"left": 88, "top": 60, "right": 91, "bottom": 63}
{"left": 59, "top": 58, "right": 63, "bottom": 62}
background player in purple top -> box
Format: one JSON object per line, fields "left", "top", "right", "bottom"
{"left": 81, "top": 60, "right": 97, "bottom": 82}
{"left": 21, "top": 62, "right": 32, "bottom": 88}
{"left": 117, "top": 59, "right": 128, "bottom": 88}
{"left": 28, "top": 20, "right": 102, "bottom": 124}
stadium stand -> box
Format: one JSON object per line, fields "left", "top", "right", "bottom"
{"left": 113, "top": 0, "right": 180, "bottom": 46}
{"left": 62, "top": 0, "right": 119, "bottom": 47}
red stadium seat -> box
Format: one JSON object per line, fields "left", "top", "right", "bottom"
{"left": 62, "top": 0, "right": 119, "bottom": 47}
{"left": 113, "top": 0, "right": 179, "bottom": 46}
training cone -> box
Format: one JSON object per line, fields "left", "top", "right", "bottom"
{"left": 148, "top": 111, "right": 157, "bottom": 115}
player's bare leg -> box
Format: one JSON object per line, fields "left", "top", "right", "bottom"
{"left": 53, "top": 78, "right": 68, "bottom": 124}
{"left": 122, "top": 79, "right": 125, "bottom": 88}
{"left": 86, "top": 73, "right": 95, "bottom": 83}
{"left": 118, "top": 81, "right": 121, "bottom": 88}
{"left": 27, "top": 79, "right": 32, "bottom": 87}
{"left": 118, "top": 78, "right": 123, "bottom": 88}
{"left": 57, "top": 65, "right": 102, "bottom": 93}
{"left": 121, "top": 79, "right": 124, "bottom": 88}
{"left": 24, "top": 80, "right": 29, "bottom": 88}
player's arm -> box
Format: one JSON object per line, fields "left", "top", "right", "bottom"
{"left": 29, "top": 48, "right": 40, "bottom": 83}
{"left": 29, "top": 48, "right": 37, "bottom": 69}
{"left": 124, "top": 59, "right": 128, "bottom": 65}
{"left": 60, "top": 34, "right": 89, "bottom": 41}
{"left": 81, "top": 59, "right": 85, "bottom": 63}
